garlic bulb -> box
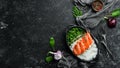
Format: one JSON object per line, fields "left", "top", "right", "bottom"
{"left": 49, "top": 50, "right": 63, "bottom": 60}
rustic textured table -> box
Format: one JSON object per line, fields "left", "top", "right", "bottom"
{"left": 0, "top": 0, "right": 120, "bottom": 68}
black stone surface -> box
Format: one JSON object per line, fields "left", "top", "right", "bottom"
{"left": 0, "top": 0, "right": 120, "bottom": 68}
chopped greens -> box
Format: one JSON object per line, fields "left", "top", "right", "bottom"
{"left": 66, "top": 27, "right": 85, "bottom": 45}
{"left": 72, "top": 6, "right": 82, "bottom": 17}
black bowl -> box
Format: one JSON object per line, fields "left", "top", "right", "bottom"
{"left": 65, "top": 25, "right": 100, "bottom": 63}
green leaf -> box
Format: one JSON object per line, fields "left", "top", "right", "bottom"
{"left": 72, "top": 6, "right": 82, "bottom": 17}
{"left": 49, "top": 37, "right": 55, "bottom": 49}
{"left": 45, "top": 56, "right": 53, "bottom": 63}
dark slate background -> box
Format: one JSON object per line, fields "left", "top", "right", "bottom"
{"left": 0, "top": 0, "right": 120, "bottom": 68}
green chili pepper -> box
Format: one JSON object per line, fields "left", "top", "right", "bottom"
{"left": 45, "top": 56, "right": 53, "bottom": 63}
{"left": 104, "top": 8, "right": 120, "bottom": 19}
{"left": 49, "top": 37, "right": 55, "bottom": 50}
{"left": 111, "top": 8, "right": 120, "bottom": 17}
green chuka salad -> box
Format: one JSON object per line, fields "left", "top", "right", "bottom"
{"left": 66, "top": 27, "right": 86, "bottom": 45}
